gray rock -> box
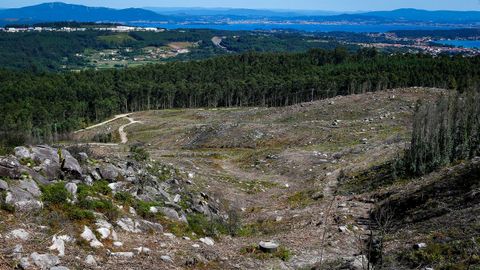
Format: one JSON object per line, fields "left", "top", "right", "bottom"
{"left": 60, "top": 149, "right": 82, "bottom": 177}
{"left": 4, "top": 179, "right": 42, "bottom": 211}
{"left": 117, "top": 217, "right": 142, "bottom": 233}
{"left": 259, "top": 241, "right": 278, "bottom": 253}
{"left": 89, "top": 169, "right": 102, "bottom": 181}
{"left": 50, "top": 267, "right": 70, "bottom": 270}
{"left": 160, "top": 255, "right": 173, "bottom": 263}
{"left": 414, "top": 243, "right": 427, "bottom": 250}
{"left": 345, "top": 255, "right": 369, "bottom": 270}
{"left": 14, "top": 146, "right": 32, "bottom": 160}
{"left": 64, "top": 183, "right": 77, "bottom": 198}
{"left": 199, "top": 237, "right": 215, "bottom": 246}
{"left": 99, "top": 164, "right": 119, "bottom": 181}
{"left": 12, "top": 244, "right": 23, "bottom": 260}
{"left": 0, "top": 156, "right": 21, "bottom": 179}
{"left": 19, "top": 257, "right": 31, "bottom": 269}
{"left": 0, "top": 179, "right": 8, "bottom": 190}
{"left": 40, "top": 159, "right": 61, "bottom": 180}
{"left": 30, "top": 252, "right": 60, "bottom": 269}
{"left": 139, "top": 219, "right": 163, "bottom": 232}
{"left": 7, "top": 229, "right": 30, "bottom": 240}
{"left": 133, "top": 247, "right": 151, "bottom": 254}
{"left": 31, "top": 146, "right": 60, "bottom": 164}
{"left": 80, "top": 226, "right": 103, "bottom": 248}
{"left": 110, "top": 252, "right": 134, "bottom": 258}
{"left": 159, "top": 207, "right": 180, "bottom": 220}
{"left": 49, "top": 236, "right": 66, "bottom": 256}
{"left": 78, "top": 152, "right": 89, "bottom": 162}
{"left": 20, "top": 167, "right": 48, "bottom": 184}
{"left": 85, "top": 255, "right": 96, "bottom": 266}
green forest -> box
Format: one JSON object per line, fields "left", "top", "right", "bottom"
{"left": 1, "top": 48, "right": 479, "bottom": 149}
{"left": 0, "top": 29, "right": 366, "bottom": 72}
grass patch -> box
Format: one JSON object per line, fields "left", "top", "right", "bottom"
{"left": 240, "top": 244, "right": 292, "bottom": 261}
{"left": 238, "top": 218, "right": 284, "bottom": 237}
{"left": 400, "top": 237, "right": 480, "bottom": 269}
{"left": 41, "top": 182, "right": 71, "bottom": 205}
{"left": 97, "top": 34, "right": 135, "bottom": 45}
{"left": 287, "top": 190, "right": 317, "bottom": 208}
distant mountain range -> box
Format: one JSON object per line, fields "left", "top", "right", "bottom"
{"left": 0, "top": 2, "right": 168, "bottom": 25}
{"left": 0, "top": 2, "right": 479, "bottom": 26}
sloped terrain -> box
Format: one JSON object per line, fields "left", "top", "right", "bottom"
{"left": 3, "top": 88, "right": 474, "bottom": 270}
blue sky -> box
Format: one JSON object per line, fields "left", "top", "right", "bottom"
{"left": 1, "top": 0, "right": 479, "bottom": 11}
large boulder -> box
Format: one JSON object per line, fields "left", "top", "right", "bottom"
{"left": 99, "top": 164, "right": 119, "bottom": 181}
{"left": 14, "top": 146, "right": 32, "bottom": 160}
{"left": 30, "top": 252, "right": 60, "bottom": 269}
{"left": 4, "top": 179, "right": 42, "bottom": 211}
{"left": 31, "top": 146, "right": 61, "bottom": 179}
{"left": 0, "top": 156, "right": 21, "bottom": 179}
{"left": 31, "top": 145, "right": 60, "bottom": 164}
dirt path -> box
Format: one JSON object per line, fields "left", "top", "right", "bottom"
{"left": 211, "top": 36, "right": 229, "bottom": 51}
{"left": 118, "top": 117, "right": 142, "bottom": 144}
{"left": 74, "top": 113, "right": 131, "bottom": 133}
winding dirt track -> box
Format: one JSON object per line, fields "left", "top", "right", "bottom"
{"left": 75, "top": 114, "right": 141, "bottom": 144}
{"left": 118, "top": 117, "right": 142, "bottom": 144}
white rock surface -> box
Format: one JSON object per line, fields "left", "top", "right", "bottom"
{"left": 80, "top": 226, "right": 103, "bottom": 248}
{"left": 30, "top": 252, "right": 60, "bottom": 269}
{"left": 199, "top": 237, "right": 215, "bottom": 246}
{"left": 110, "top": 252, "right": 134, "bottom": 258}
{"left": 85, "top": 255, "right": 97, "bottom": 266}
{"left": 49, "top": 236, "right": 66, "bottom": 256}
{"left": 7, "top": 229, "right": 30, "bottom": 240}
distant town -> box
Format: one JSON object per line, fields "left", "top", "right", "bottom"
{"left": 0, "top": 25, "right": 165, "bottom": 33}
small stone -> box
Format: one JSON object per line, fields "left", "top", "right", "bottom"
{"left": 7, "top": 229, "right": 30, "bottom": 241}
{"left": 49, "top": 236, "right": 66, "bottom": 256}
{"left": 275, "top": 216, "right": 283, "bottom": 222}
{"left": 160, "top": 255, "right": 173, "bottom": 263}
{"left": 85, "top": 255, "right": 97, "bottom": 266}
{"left": 414, "top": 243, "right": 427, "bottom": 250}
{"left": 0, "top": 179, "right": 8, "bottom": 190}
{"left": 111, "top": 252, "right": 134, "bottom": 258}
{"left": 19, "top": 257, "right": 31, "bottom": 269}
{"left": 113, "top": 241, "right": 123, "bottom": 247}
{"left": 339, "top": 226, "right": 349, "bottom": 233}
{"left": 164, "top": 233, "right": 176, "bottom": 239}
{"left": 50, "top": 266, "right": 70, "bottom": 270}
{"left": 199, "top": 237, "right": 215, "bottom": 246}
{"left": 96, "top": 227, "right": 111, "bottom": 239}
{"left": 192, "top": 244, "right": 200, "bottom": 248}
{"left": 30, "top": 252, "right": 60, "bottom": 269}
{"left": 134, "top": 247, "right": 151, "bottom": 254}
{"left": 64, "top": 183, "right": 77, "bottom": 198}
{"left": 259, "top": 241, "right": 279, "bottom": 253}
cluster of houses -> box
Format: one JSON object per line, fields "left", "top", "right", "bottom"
{"left": 0, "top": 25, "right": 164, "bottom": 33}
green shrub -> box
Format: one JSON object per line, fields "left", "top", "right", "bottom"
{"left": 66, "top": 207, "right": 95, "bottom": 222}
{"left": 41, "top": 182, "right": 71, "bottom": 205}
{"left": 134, "top": 200, "right": 163, "bottom": 219}
{"left": 114, "top": 191, "right": 134, "bottom": 206}
{"left": 130, "top": 146, "right": 150, "bottom": 162}
{"left": 240, "top": 244, "right": 292, "bottom": 261}
{"left": 187, "top": 213, "right": 228, "bottom": 237}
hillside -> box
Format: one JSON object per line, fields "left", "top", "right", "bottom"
{"left": 0, "top": 2, "right": 169, "bottom": 25}
{"left": 1, "top": 3, "right": 479, "bottom": 26}
{"left": 3, "top": 88, "right": 478, "bottom": 269}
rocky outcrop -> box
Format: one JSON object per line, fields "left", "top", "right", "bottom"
{"left": 0, "top": 156, "right": 21, "bottom": 179}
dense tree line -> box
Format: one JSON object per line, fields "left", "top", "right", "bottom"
{"left": 405, "top": 90, "right": 480, "bottom": 175}
{"left": 0, "top": 49, "right": 479, "bottom": 148}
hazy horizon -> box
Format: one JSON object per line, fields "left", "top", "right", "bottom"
{"left": 0, "top": 0, "right": 479, "bottom": 11}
